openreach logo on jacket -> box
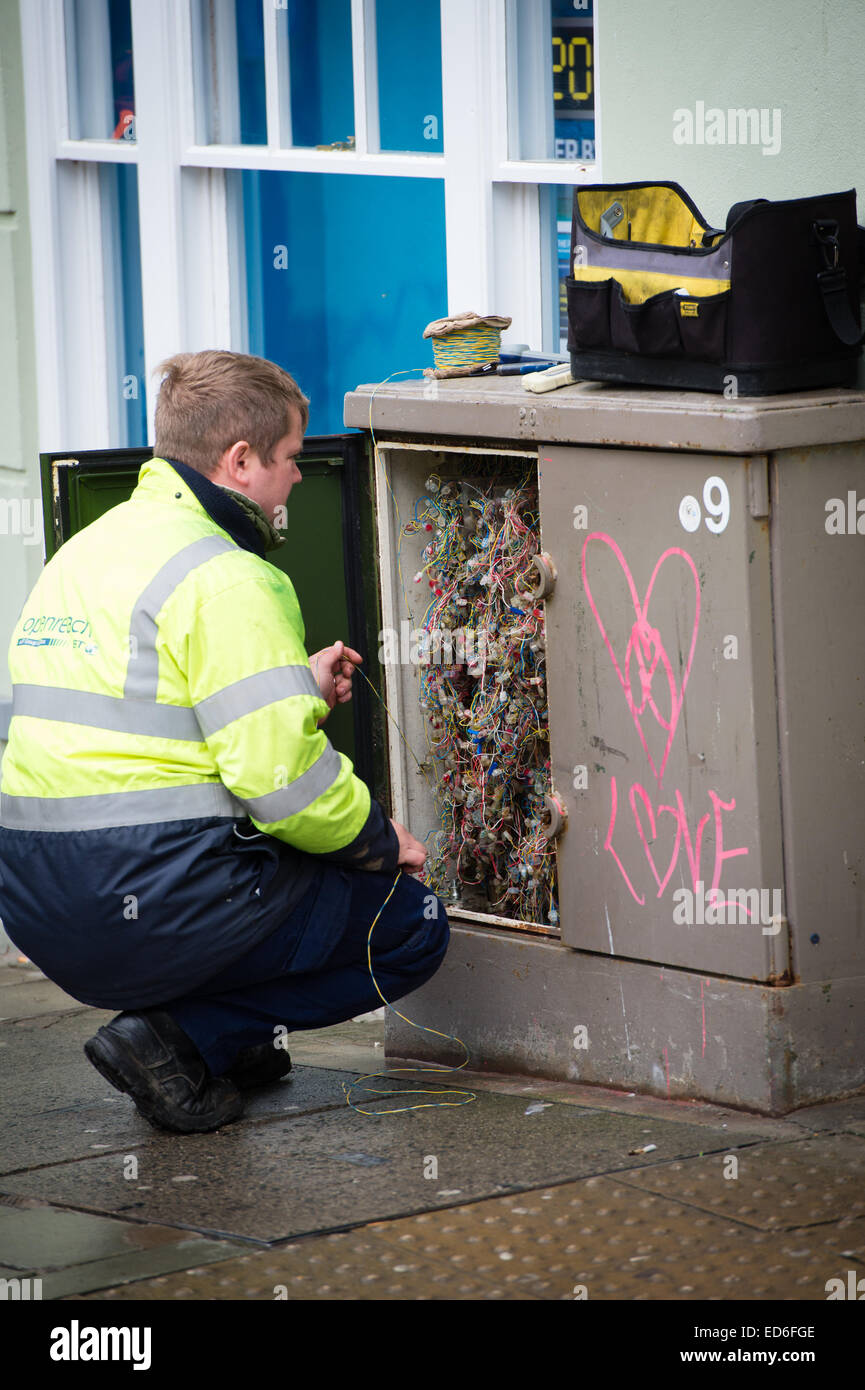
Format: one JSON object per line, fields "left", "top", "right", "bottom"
{"left": 17, "top": 614, "right": 97, "bottom": 654}
{"left": 50, "top": 1320, "right": 152, "bottom": 1370}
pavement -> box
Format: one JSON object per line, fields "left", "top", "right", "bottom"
{"left": 1, "top": 948, "right": 864, "bottom": 1303}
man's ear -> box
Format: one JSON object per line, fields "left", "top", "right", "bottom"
{"left": 218, "top": 440, "right": 252, "bottom": 485}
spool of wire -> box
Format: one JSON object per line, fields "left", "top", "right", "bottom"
{"left": 423, "top": 310, "right": 512, "bottom": 378}
{"left": 431, "top": 324, "right": 503, "bottom": 370}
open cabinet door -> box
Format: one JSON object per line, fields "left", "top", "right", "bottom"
{"left": 37, "top": 435, "right": 387, "bottom": 801}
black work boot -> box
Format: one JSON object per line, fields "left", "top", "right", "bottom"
{"left": 222, "top": 1041, "right": 293, "bottom": 1091}
{"left": 84, "top": 1009, "right": 245, "bottom": 1133}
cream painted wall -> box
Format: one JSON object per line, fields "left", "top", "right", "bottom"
{"left": 0, "top": 2, "right": 39, "bottom": 957}
{"left": 597, "top": 0, "right": 865, "bottom": 224}
{"left": 0, "top": 0, "right": 42, "bottom": 723}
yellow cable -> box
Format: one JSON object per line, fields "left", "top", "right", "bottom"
{"left": 342, "top": 868, "right": 475, "bottom": 1115}
{"left": 354, "top": 664, "right": 432, "bottom": 792}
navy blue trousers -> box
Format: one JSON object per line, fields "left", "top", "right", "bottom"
{"left": 163, "top": 865, "right": 449, "bottom": 1076}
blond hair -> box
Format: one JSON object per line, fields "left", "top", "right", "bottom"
{"left": 154, "top": 350, "right": 309, "bottom": 475}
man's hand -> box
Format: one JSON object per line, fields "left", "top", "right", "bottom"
{"left": 390, "top": 819, "right": 428, "bottom": 873}
{"left": 309, "top": 640, "right": 362, "bottom": 717}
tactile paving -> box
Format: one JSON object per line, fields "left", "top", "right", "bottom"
{"left": 80, "top": 1176, "right": 865, "bottom": 1301}
{"left": 613, "top": 1134, "right": 865, "bottom": 1229}
{"left": 79, "top": 1229, "right": 524, "bottom": 1301}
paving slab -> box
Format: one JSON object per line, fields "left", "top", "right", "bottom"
{"left": 0, "top": 1198, "right": 244, "bottom": 1299}
{"left": 0, "top": 1007, "right": 386, "bottom": 1113}
{"left": 285, "top": 1020, "right": 389, "bottom": 1074}
{"left": 615, "top": 1134, "right": 865, "bottom": 1229}
{"left": 414, "top": 1068, "right": 802, "bottom": 1141}
{"left": 784, "top": 1095, "right": 865, "bottom": 1137}
{"left": 0, "top": 1092, "right": 768, "bottom": 1244}
{"left": 79, "top": 1178, "right": 865, "bottom": 1302}
{"left": 0, "top": 1070, "right": 379, "bottom": 1177}
{"left": 0, "top": 969, "right": 88, "bottom": 1023}
{"left": 0, "top": 962, "right": 52, "bottom": 983}
{"left": 0, "top": 1007, "right": 129, "bottom": 1118}
{"left": 0, "top": 1009, "right": 393, "bottom": 1175}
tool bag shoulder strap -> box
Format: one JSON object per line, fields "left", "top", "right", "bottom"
{"left": 813, "top": 221, "right": 865, "bottom": 347}
{"left": 724, "top": 196, "right": 865, "bottom": 348}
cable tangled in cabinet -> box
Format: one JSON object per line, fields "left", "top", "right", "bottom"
{"left": 402, "top": 464, "right": 559, "bottom": 926}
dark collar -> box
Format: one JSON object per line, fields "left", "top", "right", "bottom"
{"left": 164, "top": 458, "right": 267, "bottom": 560}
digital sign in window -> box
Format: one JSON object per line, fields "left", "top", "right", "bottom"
{"left": 552, "top": 19, "right": 593, "bottom": 113}
{"left": 552, "top": 1, "right": 594, "bottom": 162}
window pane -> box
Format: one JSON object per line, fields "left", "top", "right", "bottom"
{"left": 542, "top": 184, "right": 575, "bottom": 354}
{"left": 285, "top": 0, "right": 354, "bottom": 149}
{"left": 192, "top": 0, "right": 266, "bottom": 145}
{"left": 508, "top": 0, "right": 596, "bottom": 162}
{"left": 234, "top": 171, "right": 447, "bottom": 434}
{"left": 57, "top": 165, "right": 148, "bottom": 443}
{"left": 65, "top": 0, "right": 136, "bottom": 141}
{"left": 376, "top": 0, "right": 443, "bottom": 153}
{"left": 236, "top": 0, "right": 267, "bottom": 143}
{"left": 101, "top": 165, "right": 147, "bottom": 445}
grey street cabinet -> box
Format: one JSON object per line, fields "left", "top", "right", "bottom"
{"left": 344, "top": 377, "right": 865, "bottom": 1115}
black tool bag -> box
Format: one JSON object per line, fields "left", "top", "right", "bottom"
{"left": 566, "top": 181, "right": 865, "bottom": 395}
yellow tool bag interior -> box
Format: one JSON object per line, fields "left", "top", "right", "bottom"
{"left": 567, "top": 180, "right": 864, "bottom": 395}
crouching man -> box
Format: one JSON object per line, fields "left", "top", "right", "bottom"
{"left": 0, "top": 350, "right": 447, "bottom": 1132}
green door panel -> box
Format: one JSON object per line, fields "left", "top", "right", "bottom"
{"left": 268, "top": 461, "right": 355, "bottom": 763}
{"left": 38, "top": 440, "right": 387, "bottom": 801}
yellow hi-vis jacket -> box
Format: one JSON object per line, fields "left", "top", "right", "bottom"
{"left": 0, "top": 456, "right": 397, "bottom": 1008}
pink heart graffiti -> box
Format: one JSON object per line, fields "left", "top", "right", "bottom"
{"left": 581, "top": 533, "right": 701, "bottom": 786}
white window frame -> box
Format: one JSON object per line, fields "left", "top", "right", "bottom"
{"left": 21, "top": 0, "right": 603, "bottom": 451}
